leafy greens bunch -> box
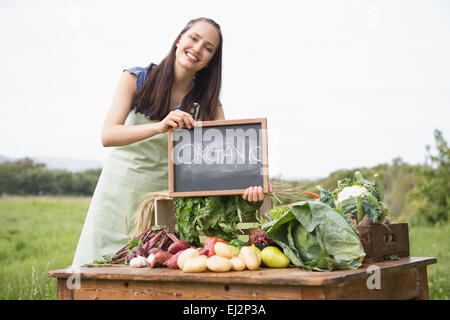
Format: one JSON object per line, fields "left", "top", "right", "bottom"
{"left": 261, "top": 201, "right": 365, "bottom": 271}
{"left": 173, "top": 196, "right": 262, "bottom": 246}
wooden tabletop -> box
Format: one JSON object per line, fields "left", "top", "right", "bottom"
{"left": 49, "top": 257, "right": 436, "bottom": 287}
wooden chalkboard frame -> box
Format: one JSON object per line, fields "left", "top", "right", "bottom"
{"left": 168, "top": 118, "right": 269, "bottom": 197}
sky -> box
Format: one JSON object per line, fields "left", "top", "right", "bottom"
{"left": 1, "top": 0, "right": 449, "bottom": 180}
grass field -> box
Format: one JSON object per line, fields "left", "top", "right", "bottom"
{"left": 0, "top": 197, "right": 89, "bottom": 300}
{"left": 0, "top": 196, "right": 448, "bottom": 300}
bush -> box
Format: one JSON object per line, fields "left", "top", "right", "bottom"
{"left": 0, "top": 158, "right": 101, "bottom": 196}
{"left": 415, "top": 129, "right": 449, "bottom": 225}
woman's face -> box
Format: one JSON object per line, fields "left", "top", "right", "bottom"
{"left": 175, "top": 21, "right": 221, "bottom": 74}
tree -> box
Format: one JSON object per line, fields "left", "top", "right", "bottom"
{"left": 418, "top": 129, "right": 450, "bottom": 225}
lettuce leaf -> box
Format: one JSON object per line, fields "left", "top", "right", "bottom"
{"left": 262, "top": 201, "right": 365, "bottom": 271}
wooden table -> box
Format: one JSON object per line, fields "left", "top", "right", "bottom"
{"left": 48, "top": 257, "right": 436, "bottom": 300}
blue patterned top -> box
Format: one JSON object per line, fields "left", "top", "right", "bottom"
{"left": 124, "top": 66, "right": 221, "bottom": 117}
{"left": 123, "top": 66, "right": 181, "bottom": 117}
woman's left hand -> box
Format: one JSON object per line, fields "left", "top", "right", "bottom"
{"left": 242, "top": 185, "right": 273, "bottom": 202}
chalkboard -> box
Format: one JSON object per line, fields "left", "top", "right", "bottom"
{"left": 168, "top": 118, "right": 269, "bottom": 197}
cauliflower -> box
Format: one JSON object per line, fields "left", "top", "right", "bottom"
{"left": 317, "top": 172, "right": 388, "bottom": 224}
{"left": 336, "top": 186, "right": 368, "bottom": 204}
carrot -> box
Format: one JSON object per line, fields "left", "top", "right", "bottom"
{"left": 304, "top": 191, "right": 321, "bottom": 199}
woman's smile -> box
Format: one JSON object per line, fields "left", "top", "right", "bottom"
{"left": 185, "top": 51, "right": 199, "bottom": 63}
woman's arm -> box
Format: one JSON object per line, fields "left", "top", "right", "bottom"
{"left": 101, "top": 72, "right": 194, "bottom": 147}
{"left": 101, "top": 72, "right": 162, "bottom": 147}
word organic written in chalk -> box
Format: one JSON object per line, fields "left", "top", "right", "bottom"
{"left": 172, "top": 126, "right": 262, "bottom": 165}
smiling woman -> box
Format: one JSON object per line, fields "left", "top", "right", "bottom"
{"left": 128, "top": 18, "right": 224, "bottom": 124}
{"left": 71, "top": 17, "right": 268, "bottom": 267}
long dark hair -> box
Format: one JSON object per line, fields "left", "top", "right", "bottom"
{"left": 131, "top": 17, "right": 223, "bottom": 121}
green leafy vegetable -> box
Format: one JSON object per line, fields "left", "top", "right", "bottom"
{"left": 261, "top": 201, "right": 365, "bottom": 271}
{"left": 292, "top": 223, "right": 322, "bottom": 263}
{"left": 229, "top": 239, "right": 248, "bottom": 249}
{"left": 173, "top": 196, "right": 262, "bottom": 246}
{"left": 257, "top": 205, "right": 289, "bottom": 224}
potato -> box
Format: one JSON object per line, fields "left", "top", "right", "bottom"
{"left": 214, "top": 242, "right": 236, "bottom": 259}
{"left": 182, "top": 255, "right": 208, "bottom": 273}
{"left": 206, "top": 255, "right": 232, "bottom": 272}
{"left": 177, "top": 248, "right": 200, "bottom": 270}
{"left": 239, "top": 246, "right": 261, "bottom": 271}
{"left": 229, "top": 257, "right": 246, "bottom": 271}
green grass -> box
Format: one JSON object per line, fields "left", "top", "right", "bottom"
{"left": 0, "top": 196, "right": 89, "bottom": 300}
{"left": 409, "top": 222, "right": 450, "bottom": 300}
{"left": 0, "top": 196, "right": 448, "bottom": 300}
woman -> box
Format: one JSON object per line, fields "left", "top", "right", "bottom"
{"left": 72, "top": 18, "right": 267, "bottom": 267}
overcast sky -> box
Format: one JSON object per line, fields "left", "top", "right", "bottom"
{"left": 1, "top": 0, "right": 449, "bottom": 179}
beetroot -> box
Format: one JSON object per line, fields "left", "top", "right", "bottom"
{"left": 127, "top": 246, "right": 147, "bottom": 260}
{"left": 167, "top": 240, "right": 191, "bottom": 254}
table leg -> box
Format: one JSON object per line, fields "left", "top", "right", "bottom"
{"left": 416, "top": 266, "right": 429, "bottom": 300}
{"left": 57, "top": 278, "right": 73, "bottom": 300}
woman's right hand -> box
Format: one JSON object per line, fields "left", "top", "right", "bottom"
{"left": 156, "top": 110, "right": 196, "bottom": 133}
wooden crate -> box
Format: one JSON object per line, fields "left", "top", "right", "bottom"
{"left": 357, "top": 223, "right": 410, "bottom": 264}
{"left": 154, "top": 196, "right": 273, "bottom": 241}
{"left": 154, "top": 197, "right": 177, "bottom": 232}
